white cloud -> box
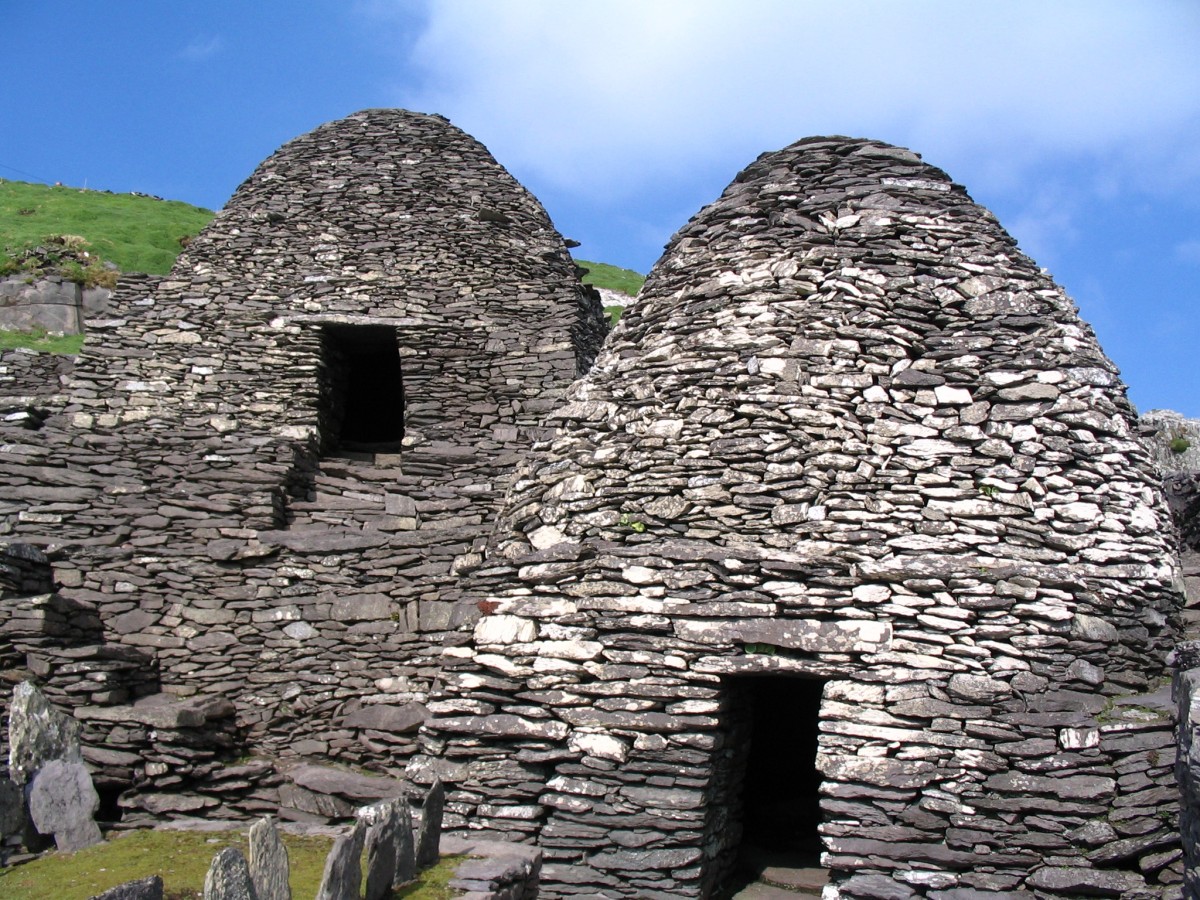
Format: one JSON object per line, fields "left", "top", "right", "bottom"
{"left": 369, "top": 0, "right": 1200, "bottom": 202}
{"left": 180, "top": 35, "right": 223, "bottom": 62}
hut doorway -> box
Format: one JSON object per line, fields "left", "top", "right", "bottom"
{"left": 721, "top": 675, "right": 827, "bottom": 896}
{"left": 320, "top": 324, "right": 405, "bottom": 452}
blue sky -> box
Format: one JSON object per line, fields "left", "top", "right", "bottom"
{"left": 4, "top": 1, "right": 1199, "bottom": 415}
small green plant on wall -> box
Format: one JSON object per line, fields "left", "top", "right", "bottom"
{"left": 618, "top": 513, "right": 646, "bottom": 533}
{"left": 1170, "top": 431, "right": 1192, "bottom": 454}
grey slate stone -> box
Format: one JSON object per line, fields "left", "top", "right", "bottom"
{"left": 8, "top": 681, "right": 83, "bottom": 785}
{"left": 363, "top": 804, "right": 400, "bottom": 900}
{"left": 88, "top": 876, "right": 165, "bottom": 900}
{"left": 248, "top": 816, "right": 290, "bottom": 900}
{"left": 204, "top": 847, "right": 259, "bottom": 900}
{"left": 342, "top": 702, "right": 428, "bottom": 733}
{"left": 1025, "top": 865, "right": 1148, "bottom": 894}
{"left": 415, "top": 778, "right": 443, "bottom": 869}
{"left": 27, "top": 758, "right": 102, "bottom": 852}
{"left": 316, "top": 819, "right": 366, "bottom": 900}
{"left": 394, "top": 796, "right": 416, "bottom": 885}
{"left": 289, "top": 764, "right": 408, "bottom": 802}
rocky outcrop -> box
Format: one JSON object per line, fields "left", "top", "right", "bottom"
{"left": 415, "top": 137, "right": 1185, "bottom": 897}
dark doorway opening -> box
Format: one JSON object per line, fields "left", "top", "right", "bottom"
{"left": 720, "top": 675, "right": 826, "bottom": 898}
{"left": 320, "top": 324, "right": 405, "bottom": 453}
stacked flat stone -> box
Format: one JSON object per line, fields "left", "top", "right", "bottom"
{"left": 414, "top": 138, "right": 1185, "bottom": 897}
{"left": 0, "top": 110, "right": 606, "bottom": 811}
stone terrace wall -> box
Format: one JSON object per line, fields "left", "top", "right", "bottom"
{"left": 415, "top": 138, "right": 1185, "bottom": 898}
{"left": 0, "top": 110, "right": 607, "bottom": 805}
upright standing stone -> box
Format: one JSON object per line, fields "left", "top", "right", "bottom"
{"left": 414, "top": 778, "right": 443, "bottom": 870}
{"left": 248, "top": 816, "right": 290, "bottom": 900}
{"left": 394, "top": 796, "right": 416, "bottom": 885}
{"left": 315, "top": 818, "right": 366, "bottom": 900}
{"left": 204, "top": 847, "right": 258, "bottom": 900}
{"left": 27, "top": 758, "right": 102, "bottom": 852}
{"left": 8, "top": 681, "right": 83, "bottom": 785}
{"left": 363, "top": 803, "right": 400, "bottom": 900}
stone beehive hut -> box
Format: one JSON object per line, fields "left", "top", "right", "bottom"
{"left": 0, "top": 109, "right": 606, "bottom": 816}
{"left": 416, "top": 138, "right": 1185, "bottom": 897}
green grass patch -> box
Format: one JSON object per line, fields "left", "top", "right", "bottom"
{"left": 575, "top": 258, "right": 644, "bottom": 297}
{"left": 0, "top": 327, "right": 85, "bottom": 354}
{"left": 0, "top": 180, "right": 213, "bottom": 275}
{"left": 394, "top": 855, "right": 468, "bottom": 900}
{"left": 0, "top": 828, "right": 466, "bottom": 900}
{"left": 603, "top": 305, "right": 624, "bottom": 326}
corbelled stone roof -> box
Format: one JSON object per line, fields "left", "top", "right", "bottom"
{"left": 0, "top": 110, "right": 608, "bottom": 810}
{"left": 418, "top": 137, "right": 1185, "bottom": 897}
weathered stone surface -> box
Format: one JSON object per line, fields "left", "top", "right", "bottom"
{"left": 27, "top": 758, "right": 102, "bottom": 852}
{"left": 394, "top": 796, "right": 416, "bottom": 885}
{"left": 9, "top": 681, "right": 82, "bottom": 785}
{"left": 1025, "top": 865, "right": 1147, "bottom": 894}
{"left": 248, "top": 816, "right": 290, "bottom": 900}
{"left": 363, "top": 804, "right": 400, "bottom": 900}
{"left": 289, "top": 765, "right": 407, "bottom": 802}
{"left": 341, "top": 703, "right": 428, "bottom": 734}
{"left": 316, "top": 820, "right": 366, "bottom": 900}
{"left": 412, "top": 133, "right": 1183, "bottom": 898}
{"left": 840, "top": 873, "right": 918, "bottom": 900}
{"left": 88, "top": 876, "right": 165, "bottom": 900}
{"left": 204, "top": 847, "right": 258, "bottom": 900}
{"left": 0, "top": 115, "right": 1188, "bottom": 899}
{"left": 0, "top": 107, "right": 606, "bottom": 828}
{"left": 415, "top": 778, "right": 444, "bottom": 870}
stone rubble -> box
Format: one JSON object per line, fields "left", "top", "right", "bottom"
{"left": 413, "top": 137, "right": 1186, "bottom": 898}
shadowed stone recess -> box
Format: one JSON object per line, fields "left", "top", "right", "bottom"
{"left": 414, "top": 136, "right": 1186, "bottom": 897}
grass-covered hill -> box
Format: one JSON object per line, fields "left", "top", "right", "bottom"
{"left": 0, "top": 179, "right": 214, "bottom": 275}
{"left": 576, "top": 259, "right": 644, "bottom": 297}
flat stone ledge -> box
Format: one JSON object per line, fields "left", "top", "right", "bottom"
{"left": 76, "top": 693, "right": 235, "bottom": 729}
{"left": 442, "top": 834, "right": 541, "bottom": 900}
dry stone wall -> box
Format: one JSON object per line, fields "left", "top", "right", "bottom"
{"left": 414, "top": 138, "right": 1185, "bottom": 898}
{"left": 0, "top": 110, "right": 606, "bottom": 809}
{"left": 0, "top": 275, "right": 112, "bottom": 335}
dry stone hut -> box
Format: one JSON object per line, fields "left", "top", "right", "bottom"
{"left": 415, "top": 138, "right": 1186, "bottom": 897}
{"left": 0, "top": 109, "right": 606, "bottom": 818}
